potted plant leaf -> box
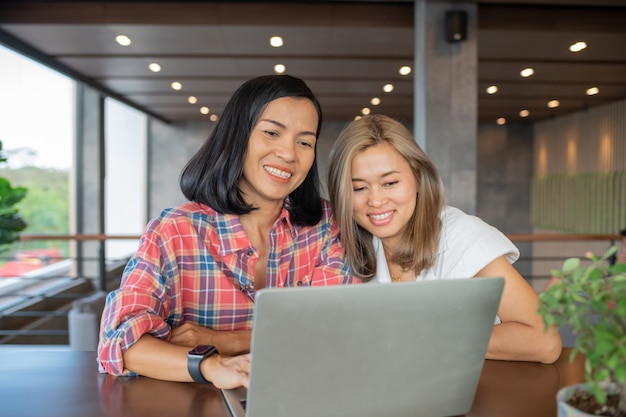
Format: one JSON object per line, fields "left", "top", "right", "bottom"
{"left": 538, "top": 246, "right": 626, "bottom": 417}
{"left": 0, "top": 140, "right": 28, "bottom": 251}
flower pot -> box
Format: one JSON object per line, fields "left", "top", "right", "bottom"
{"left": 557, "top": 383, "right": 625, "bottom": 417}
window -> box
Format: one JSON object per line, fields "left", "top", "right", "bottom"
{"left": 0, "top": 45, "right": 73, "bottom": 282}
{"left": 104, "top": 98, "right": 146, "bottom": 261}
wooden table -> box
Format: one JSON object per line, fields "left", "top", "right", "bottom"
{"left": 0, "top": 347, "right": 584, "bottom": 417}
{"left": 464, "top": 349, "right": 585, "bottom": 417}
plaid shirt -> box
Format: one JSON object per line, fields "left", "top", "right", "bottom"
{"left": 98, "top": 200, "right": 356, "bottom": 375}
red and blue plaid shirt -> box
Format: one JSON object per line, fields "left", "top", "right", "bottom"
{"left": 98, "top": 200, "right": 357, "bottom": 375}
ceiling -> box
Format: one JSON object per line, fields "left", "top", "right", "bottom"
{"left": 1, "top": 1, "right": 625, "bottom": 125}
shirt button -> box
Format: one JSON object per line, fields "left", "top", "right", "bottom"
{"left": 296, "top": 281, "right": 302, "bottom": 286}
{"left": 247, "top": 250, "right": 254, "bottom": 256}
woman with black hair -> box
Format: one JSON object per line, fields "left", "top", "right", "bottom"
{"left": 98, "top": 75, "right": 356, "bottom": 388}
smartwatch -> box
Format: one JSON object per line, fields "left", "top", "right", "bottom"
{"left": 187, "top": 345, "right": 219, "bottom": 383}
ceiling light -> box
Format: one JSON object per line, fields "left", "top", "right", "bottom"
{"left": 486, "top": 85, "right": 498, "bottom": 94}
{"left": 383, "top": 84, "right": 394, "bottom": 93}
{"left": 547, "top": 100, "right": 560, "bottom": 108}
{"left": 496, "top": 117, "right": 506, "bottom": 125}
{"left": 270, "top": 36, "right": 283, "bottom": 47}
{"left": 115, "top": 35, "right": 131, "bottom": 46}
{"left": 188, "top": 96, "right": 197, "bottom": 104}
{"left": 361, "top": 107, "right": 371, "bottom": 115}
{"left": 354, "top": 116, "right": 362, "bottom": 121}
{"left": 210, "top": 114, "right": 218, "bottom": 122}
{"left": 200, "top": 106, "right": 210, "bottom": 115}
{"left": 370, "top": 97, "right": 381, "bottom": 106}
{"left": 274, "top": 64, "right": 286, "bottom": 74}
{"left": 520, "top": 68, "right": 534, "bottom": 78}
{"left": 519, "top": 109, "right": 529, "bottom": 118}
{"left": 171, "top": 81, "right": 183, "bottom": 91}
{"left": 148, "top": 63, "right": 161, "bottom": 73}
{"left": 569, "top": 41, "right": 587, "bottom": 52}
{"left": 399, "top": 66, "right": 412, "bottom": 76}
{"left": 586, "top": 87, "right": 599, "bottom": 96}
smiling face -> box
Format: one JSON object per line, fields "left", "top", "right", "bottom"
{"left": 351, "top": 142, "right": 418, "bottom": 248}
{"left": 239, "top": 96, "right": 318, "bottom": 208}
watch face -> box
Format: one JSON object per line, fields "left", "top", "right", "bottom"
{"left": 189, "top": 345, "right": 216, "bottom": 356}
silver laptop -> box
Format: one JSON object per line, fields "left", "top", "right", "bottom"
{"left": 222, "top": 277, "right": 504, "bottom": 417}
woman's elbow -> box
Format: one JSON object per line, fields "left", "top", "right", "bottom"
{"left": 538, "top": 330, "right": 563, "bottom": 364}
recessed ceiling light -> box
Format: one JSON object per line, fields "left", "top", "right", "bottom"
{"left": 496, "top": 117, "right": 506, "bottom": 125}
{"left": 361, "top": 107, "right": 371, "bottom": 115}
{"left": 115, "top": 35, "right": 131, "bottom": 46}
{"left": 399, "top": 66, "right": 412, "bottom": 76}
{"left": 486, "top": 85, "right": 498, "bottom": 94}
{"left": 354, "top": 115, "right": 362, "bottom": 121}
{"left": 586, "top": 87, "right": 599, "bottom": 96}
{"left": 547, "top": 100, "right": 560, "bottom": 108}
{"left": 520, "top": 68, "right": 534, "bottom": 78}
{"left": 171, "top": 81, "right": 182, "bottom": 91}
{"left": 148, "top": 63, "right": 161, "bottom": 73}
{"left": 188, "top": 96, "right": 197, "bottom": 104}
{"left": 210, "top": 114, "right": 218, "bottom": 122}
{"left": 383, "top": 84, "right": 394, "bottom": 93}
{"left": 274, "top": 64, "right": 286, "bottom": 74}
{"left": 371, "top": 97, "right": 381, "bottom": 105}
{"left": 569, "top": 41, "right": 587, "bottom": 52}
{"left": 270, "top": 36, "right": 283, "bottom": 47}
{"left": 200, "top": 106, "right": 210, "bottom": 115}
{"left": 519, "top": 109, "right": 529, "bottom": 118}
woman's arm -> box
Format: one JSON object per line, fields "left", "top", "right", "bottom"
{"left": 123, "top": 333, "right": 250, "bottom": 388}
{"left": 169, "top": 322, "right": 252, "bottom": 355}
{"left": 476, "top": 256, "right": 562, "bottom": 364}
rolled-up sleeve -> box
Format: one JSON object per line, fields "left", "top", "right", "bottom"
{"left": 97, "top": 232, "right": 174, "bottom": 376}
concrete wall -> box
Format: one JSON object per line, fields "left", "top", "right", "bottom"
{"left": 477, "top": 123, "right": 534, "bottom": 281}
{"left": 148, "top": 120, "right": 212, "bottom": 219}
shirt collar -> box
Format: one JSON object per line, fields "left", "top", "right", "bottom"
{"left": 208, "top": 203, "right": 296, "bottom": 256}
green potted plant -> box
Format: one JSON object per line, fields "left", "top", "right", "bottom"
{"left": 0, "top": 140, "right": 28, "bottom": 251}
{"left": 538, "top": 246, "right": 626, "bottom": 417}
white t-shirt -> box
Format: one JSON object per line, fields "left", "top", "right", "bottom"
{"left": 370, "top": 206, "right": 519, "bottom": 283}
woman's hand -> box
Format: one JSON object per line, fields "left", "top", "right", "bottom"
{"left": 169, "top": 322, "right": 211, "bottom": 347}
{"left": 169, "top": 322, "right": 252, "bottom": 355}
{"left": 202, "top": 353, "right": 251, "bottom": 389}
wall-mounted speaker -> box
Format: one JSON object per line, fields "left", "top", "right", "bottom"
{"left": 445, "top": 10, "right": 468, "bottom": 43}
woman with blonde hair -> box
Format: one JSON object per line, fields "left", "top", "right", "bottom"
{"left": 327, "top": 114, "right": 562, "bottom": 364}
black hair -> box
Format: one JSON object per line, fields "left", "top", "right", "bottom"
{"left": 179, "top": 74, "right": 323, "bottom": 225}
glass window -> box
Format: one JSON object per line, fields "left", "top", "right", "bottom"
{"left": 104, "top": 98, "right": 146, "bottom": 261}
{"left": 0, "top": 45, "right": 73, "bottom": 284}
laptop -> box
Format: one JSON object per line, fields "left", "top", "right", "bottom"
{"left": 222, "top": 277, "right": 504, "bottom": 417}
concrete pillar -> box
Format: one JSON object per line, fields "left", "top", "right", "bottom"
{"left": 75, "top": 85, "right": 104, "bottom": 288}
{"left": 414, "top": 1, "right": 478, "bottom": 214}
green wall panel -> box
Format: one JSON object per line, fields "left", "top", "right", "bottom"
{"left": 532, "top": 171, "right": 626, "bottom": 234}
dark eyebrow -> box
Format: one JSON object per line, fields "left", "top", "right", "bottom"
{"left": 352, "top": 170, "right": 399, "bottom": 182}
{"left": 258, "top": 118, "right": 317, "bottom": 138}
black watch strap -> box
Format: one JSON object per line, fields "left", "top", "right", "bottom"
{"left": 187, "top": 345, "right": 218, "bottom": 384}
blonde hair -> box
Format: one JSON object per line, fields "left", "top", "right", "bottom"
{"left": 327, "top": 115, "right": 444, "bottom": 281}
